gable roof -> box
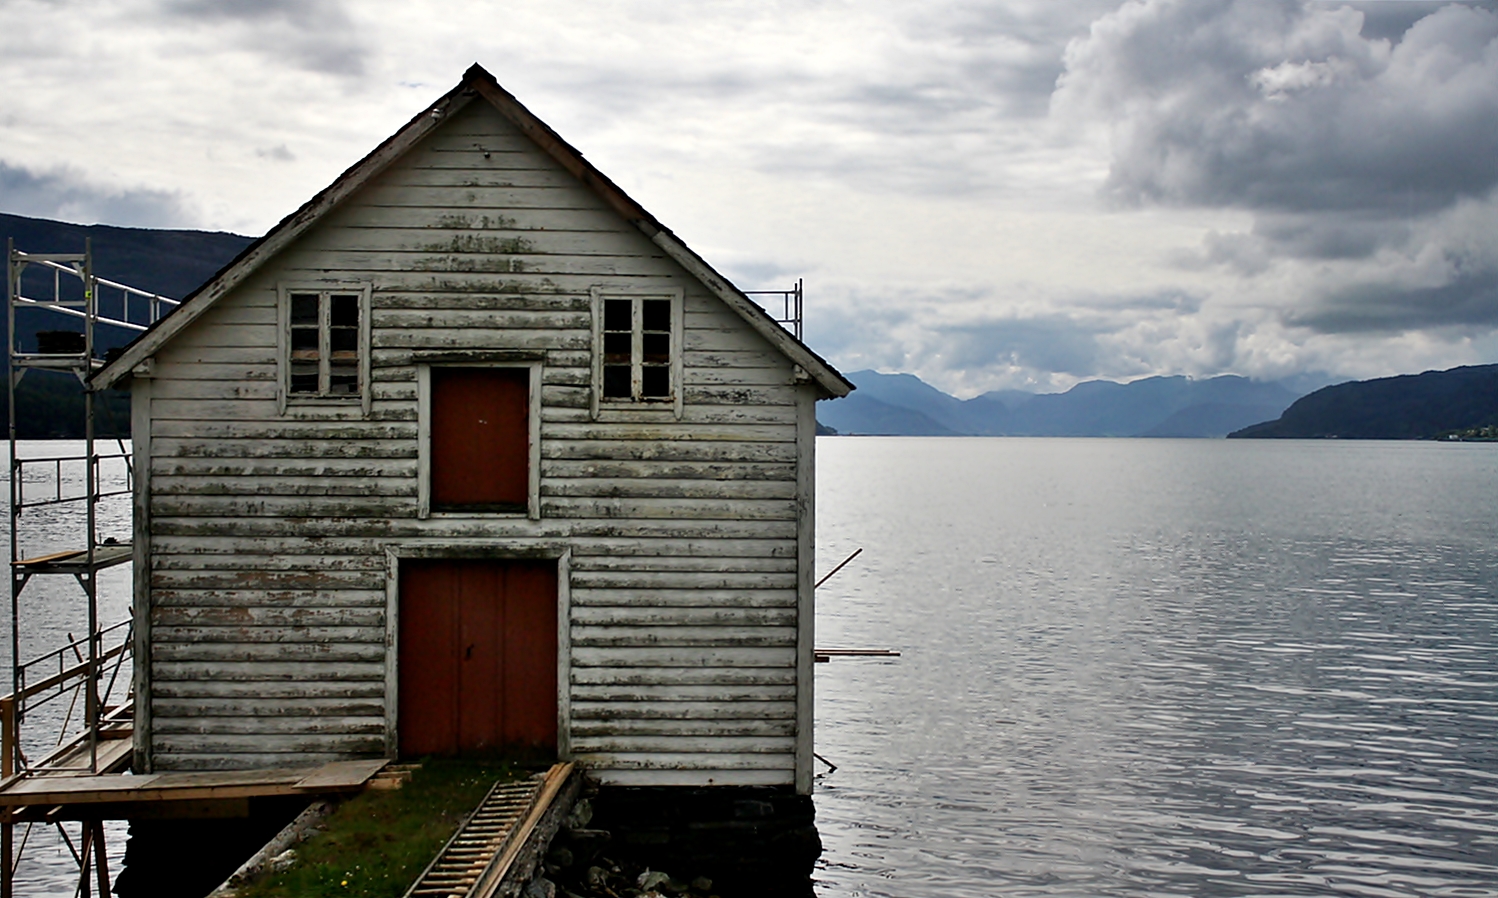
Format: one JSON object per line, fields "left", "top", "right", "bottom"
{"left": 94, "top": 64, "right": 852, "bottom": 398}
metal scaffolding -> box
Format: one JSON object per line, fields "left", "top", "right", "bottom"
{"left": 2, "top": 238, "right": 177, "bottom": 897}
{"left": 744, "top": 278, "right": 804, "bottom": 341}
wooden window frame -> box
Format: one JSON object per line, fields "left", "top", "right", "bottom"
{"left": 590, "top": 286, "right": 684, "bottom": 419}
{"left": 276, "top": 283, "right": 372, "bottom": 415}
{"left": 416, "top": 362, "right": 542, "bottom": 521}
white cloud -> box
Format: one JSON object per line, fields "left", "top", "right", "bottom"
{"left": 0, "top": 0, "right": 1494, "bottom": 393}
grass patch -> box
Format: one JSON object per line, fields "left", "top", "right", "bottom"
{"left": 237, "top": 759, "right": 528, "bottom": 898}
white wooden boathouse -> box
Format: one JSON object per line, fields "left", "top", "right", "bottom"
{"left": 94, "top": 64, "right": 852, "bottom": 795}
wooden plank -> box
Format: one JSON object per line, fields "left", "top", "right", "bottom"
{"left": 541, "top": 423, "right": 795, "bottom": 443}
{"left": 151, "top": 661, "right": 386, "bottom": 682}
{"left": 153, "top": 716, "right": 385, "bottom": 737}
{"left": 372, "top": 308, "right": 589, "bottom": 330}
{"left": 570, "top": 719, "right": 794, "bottom": 738}
{"left": 153, "top": 698, "right": 385, "bottom": 717}
{"left": 794, "top": 382, "right": 817, "bottom": 793}
{"left": 570, "top": 555, "right": 795, "bottom": 573}
{"left": 569, "top": 667, "right": 795, "bottom": 687}
{"left": 292, "top": 759, "right": 389, "bottom": 791}
{"left": 594, "top": 769, "right": 791, "bottom": 787}
{"left": 369, "top": 292, "right": 593, "bottom": 313}
{"left": 570, "top": 570, "right": 798, "bottom": 589}
{"left": 570, "top": 607, "right": 795, "bottom": 627}
{"left": 571, "top": 646, "right": 795, "bottom": 668}
{"left": 151, "top": 642, "right": 385, "bottom": 663}
{"left": 543, "top": 440, "right": 797, "bottom": 463}
{"left": 539, "top": 497, "right": 797, "bottom": 522}
{"left": 152, "top": 553, "right": 387, "bottom": 572}
{"left": 151, "top": 606, "right": 385, "bottom": 629}
{"left": 570, "top": 684, "right": 794, "bottom": 702}
{"left": 572, "top": 736, "right": 795, "bottom": 754}
{"left": 150, "top": 569, "right": 383, "bottom": 590}
{"left": 569, "top": 752, "right": 794, "bottom": 771}
{"left": 152, "top": 734, "right": 386, "bottom": 754}
{"left": 569, "top": 626, "right": 796, "bottom": 649}
{"left": 151, "top": 475, "right": 417, "bottom": 498}
{"left": 568, "top": 585, "right": 788, "bottom": 613}
{"left": 150, "top": 516, "right": 787, "bottom": 541}
{"left": 151, "top": 681, "right": 385, "bottom": 700}
{"left": 151, "top": 589, "right": 388, "bottom": 608}
{"left": 153, "top": 626, "right": 386, "bottom": 646}
{"left": 153, "top": 437, "right": 419, "bottom": 460}
{"left": 152, "top": 458, "right": 417, "bottom": 478}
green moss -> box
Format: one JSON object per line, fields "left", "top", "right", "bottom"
{"left": 237, "top": 759, "right": 526, "bottom": 898}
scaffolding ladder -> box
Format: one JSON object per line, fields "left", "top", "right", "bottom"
{"left": 3, "top": 238, "right": 178, "bottom": 898}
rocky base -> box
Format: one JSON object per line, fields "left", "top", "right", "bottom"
{"left": 112, "top": 797, "right": 309, "bottom": 898}
{"left": 526, "top": 785, "right": 820, "bottom": 898}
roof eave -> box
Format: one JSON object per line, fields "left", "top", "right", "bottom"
{"left": 94, "top": 63, "right": 852, "bottom": 399}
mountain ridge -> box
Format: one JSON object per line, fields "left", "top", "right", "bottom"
{"left": 1229, "top": 364, "right": 1498, "bottom": 439}
{"left": 820, "top": 370, "right": 1302, "bottom": 438}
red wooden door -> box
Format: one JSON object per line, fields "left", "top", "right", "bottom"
{"left": 398, "top": 559, "right": 557, "bottom": 757}
{"left": 430, "top": 368, "right": 529, "bottom": 512}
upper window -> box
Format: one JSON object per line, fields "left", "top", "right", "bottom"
{"left": 279, "top": 286, "right": 371, "bottom": 410}
{"left": 592, "top": 288, "right": 683, "bottom": 415}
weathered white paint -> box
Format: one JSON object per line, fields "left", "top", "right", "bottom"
{"left": 123, "top": 86, "right": 839, "bottom": 792}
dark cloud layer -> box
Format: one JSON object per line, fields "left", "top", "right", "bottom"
{"left": 1288, "top": 268, "right": 1498, "bottom": 332}
{"left": 1059, "top": 0, "right": 1498, "bottom": 341}
{"left": 1059, "top": 0, "right": 1498, "bottom": 216}
{"left": 0, "top": 162, "right": 195, "bottom": 229}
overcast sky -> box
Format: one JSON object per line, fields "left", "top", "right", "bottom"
{"left": 3, "top": 0, "right": 1496, "bottom": 395}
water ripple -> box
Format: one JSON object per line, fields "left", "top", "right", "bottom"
{"left": 814, "top": 438, "right": 1498, "bottom": 898}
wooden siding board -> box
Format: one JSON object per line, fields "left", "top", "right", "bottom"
{"left": 570, "top": 589, "right": 796, "bottom": 609}
{"left": 150, "top": 589, "right": 388, "bottom": 608}
{"left": 152, "top": 661, "right": 387, "bottom": 682}
{"left": 571, "top": 703, "right": 796, "bottom": 722}
{"left": 570, "top": 667, "right": 795, "bottom": 686}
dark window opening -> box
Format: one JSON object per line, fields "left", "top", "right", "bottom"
{"left": 598, "top": 295, "right": 675, "bottom": 403}
{"left": 286, "top": 290, "right": 363, "bottom": 399}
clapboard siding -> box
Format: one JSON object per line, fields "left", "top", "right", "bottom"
{"left": 136, "top": 96, "right": 819, "bottom": 788}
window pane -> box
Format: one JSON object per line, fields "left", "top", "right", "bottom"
{"left": 603, "top": 332, "right": 631, "bottom": 363}
{"left": 603, "top": 298, "right": 632, "bottom": 332}
{"left": 642, "top": 299, "right": 671, "bottom": 333}
{"left": 290, "top": 363, "right": 319, "bottom": 394}
{"left": 330, "top": 326, "right": 358, "bottom": 353}
{"left": 329, "top": 367, "right": 359, "bottom": 395}
{"left": 290, "top": 294, "right": 319, "bottom": 326}
{"left": 291, "top": 326, "right": 319, "bottom": 353}
{"left": 642, "top": 332, "right": 669, "bottom": 364}
{"left": 330, "top": 295, "right": 359, "bottom": 328}
{"left": 603, "top": 365, "right": 631, "bottom": 398}
{"left": 641, "top": 365, "right": 670, "bottom": 398}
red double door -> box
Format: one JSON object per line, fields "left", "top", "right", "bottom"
{"left": 398, "top": 559, "right": 557, "bottom": 757}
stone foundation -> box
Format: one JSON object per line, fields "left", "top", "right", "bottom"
{"left": 575, "top": 786, "right": 821, "bottom": 897}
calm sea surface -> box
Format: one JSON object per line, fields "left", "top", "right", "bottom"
{"left": 812, "top": 437, "right": 1498, "bottom": 898}
{"left": 7, "top": 438, "right": 1498, "bottom": 896}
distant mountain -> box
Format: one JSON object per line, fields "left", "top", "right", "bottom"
{"left": 1, "top": 213, "right": 253, "bottom": 437}
{"left": 1229, "top": 364, "right": 1498, "bottom": 439}
{"left": 819, "top": 370, "right": 1302, "bottom": 438}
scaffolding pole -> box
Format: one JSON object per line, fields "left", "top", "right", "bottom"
{"left": 2, "top": 239, "right": 177, "bottom": 896}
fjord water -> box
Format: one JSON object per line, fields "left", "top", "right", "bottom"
{"left": 813, "top": 437, "right": 1498, "bottom": 897}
